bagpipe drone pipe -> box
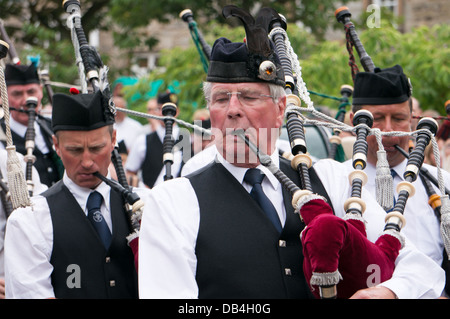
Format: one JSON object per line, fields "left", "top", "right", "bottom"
{"left": 62, "top": 0, "right": 142, "bottom": 264}
{"left": 180, "top": 9, "right": 212, "bottom": 73}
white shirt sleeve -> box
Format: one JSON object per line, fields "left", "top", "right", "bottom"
{"left": 181, "top": 145, "right": 217, "bottom": 176}
{"left": 0, "top": 149, "right": 47, "bottom": 278}
{"left": 380, "top": 237, "right": 445, "bottom": 299}
{"left": 4, "top": 195, "right": 55, "bottom": 299}
{"left": 138, "top": 177, "right": 200, "bottom": 298}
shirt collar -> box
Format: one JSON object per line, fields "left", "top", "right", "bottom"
{"left": 366, "top": 158, "right": 407, "bottom": 182}
{"left": 390, "top": 159, "right": 407, "bottom": 181}
{"left": 63, "top": 171, "right": 112, "bottom": 213}
{"left": 217, "top": 147, "right": 280, "bottom": 191}
{"left": 10, "top": 116, "right": 28, "bottom": 137}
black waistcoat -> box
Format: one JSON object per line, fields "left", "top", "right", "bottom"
{"left": 141, "top": 133, "right": 164, "bottom": 188}
{"left": 141, "top": 132, "right": 188, "bottom": 188}
{"left": 1, "top": 120, "right": 61, "bottom": 187}
{"left": 43, "top": 181, "right": 138, "bottom": 299}
{"left": 188, "top": 157, "right": 332, "bottom": 299}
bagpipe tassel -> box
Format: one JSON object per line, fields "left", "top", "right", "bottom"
{"left": 310, "top": 270, "right": 343, "bottom": 289}
{"left": 440, "top": 195, "right": 450, "bottom": 259}
{"left": 6, "top": 146, "right": 31, "bottom": 209}
{"left": 376, "top": 150, "right": 394, "bottom": 211}
{"left": 0, "top": 50, "right": 31, "bottom": 209}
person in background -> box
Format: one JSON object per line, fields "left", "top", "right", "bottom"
{"left": 126, "top": 91, "right": 190, "bottom": 188}
{"left": 1, "top": 63, "right": 62, "bottom": 187}
{"left": 343, "top": 64, "right": 450, "bottom": 296}
{"left": 113, "top": 96, "right": 143, "bottom": 153}
{"left": 140, "top": 97, "right": 162, "bottom": 134}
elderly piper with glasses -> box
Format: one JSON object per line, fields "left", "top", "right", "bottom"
{"left": 138, "top": 6, "right": 444, "bottom": 299}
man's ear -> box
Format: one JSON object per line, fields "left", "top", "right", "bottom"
{"left": 276, "top": 95, "right": 286, "bottom": 128}
{"left": 52, "top": 135, "right": 60, "bottom": 157}
{"left": 349, "top": 112, "right": 354, "bottom": 126}
{"left": 111, "top": 129, "right": 117, "bottom": 149}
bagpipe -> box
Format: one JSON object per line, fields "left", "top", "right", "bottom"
{"left": 24, "top": 96, "right": 38, "bottom": 197}
{"left": 261, "top": 5, "right": 448, "bottom": 298}
{"left": 326, "top": 85, "right": 353, "bottom": 161}
{"left": 0, "top": 20, "right": 20, "bottom": 65}
{"left": 335, "top": 6, "right": 375, "bottom": 77}
{"left": 394, "top": 144, "right": 445, "bottom": 221}
{"left": 161, "top": 102, "right": 177, "bottom": 181}
{"left": 179, "top": 9, "right": 211, "bottom": 73}
{"left": 62, "top": 0, "right": 142, "bottom": 261}
{"left": 336, "top": 5, "right": 450, "bottom": 263}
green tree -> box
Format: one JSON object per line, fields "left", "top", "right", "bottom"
{"left": 0, "top": 0, "right": 350, "bottom": 107}
{"left": 109, "top": 0, "right": 352, "bottom": 41}
{"left": 124, "top": 18, "right": 449, "bottom": 125}
{"left": 300, "top": 20, "right": 450, "bottom": 113}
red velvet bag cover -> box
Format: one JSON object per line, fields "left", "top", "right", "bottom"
{"left": 128, "top": 236, "right": 139, "bottom": 272}
{"left": 300, "top": 198, "right": 401, "bottom": 298}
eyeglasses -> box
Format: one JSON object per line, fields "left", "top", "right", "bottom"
{"left": 147, "top": 107, "right": 161, "bottom": 113}
{"left": 209, "top": 91, "right": 274, "bottom": 107}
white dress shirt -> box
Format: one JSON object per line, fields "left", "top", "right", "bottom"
{"left": 0, "top": 149, "right": 47, "bottom": 279}
{"left": 0, "top": 117, "right": 50, "bottom": 154}
{"left": 114, "top": 117, "right": 144, "bottom": 151}
{"left": 126, "top": 125, "right": 184, "bottom": 187}
{"left": 181, "top": 144, "right": 217, "bottom": 177}
{"left": 138, "top": 156, "right": 445, "bottom": 299}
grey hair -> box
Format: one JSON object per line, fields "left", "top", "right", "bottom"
{"left": 202, "top": 82, "right": 285, "bottom": 108}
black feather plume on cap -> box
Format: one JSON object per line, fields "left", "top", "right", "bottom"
{"left": 222, "top": 6, "right": 273, "bottom": 57}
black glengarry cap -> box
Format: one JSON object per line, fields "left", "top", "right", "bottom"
{"left": 52, "top": 91, "right": 115, "bottom": 133}
{"left": 353, "top": 64, "right": 412, "bottom": 105}
{"left": 5, "top": 63, "right": 40, "bottom": 86}
{"left": 157, "top": 91, "right": 178, "bottom": 105}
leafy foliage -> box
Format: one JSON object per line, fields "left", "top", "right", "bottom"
{"left": 125, "top": 19, "right": 449, "bottom": 125}
{"left": 1, "top": 1, "right": 448, "bottom": 120}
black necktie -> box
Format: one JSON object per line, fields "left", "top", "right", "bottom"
{"left": 244, "top": 168, "right": 282, "bottom": 233}
{"left": 86, "top": 191, "right": 112, "bottom": 249}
